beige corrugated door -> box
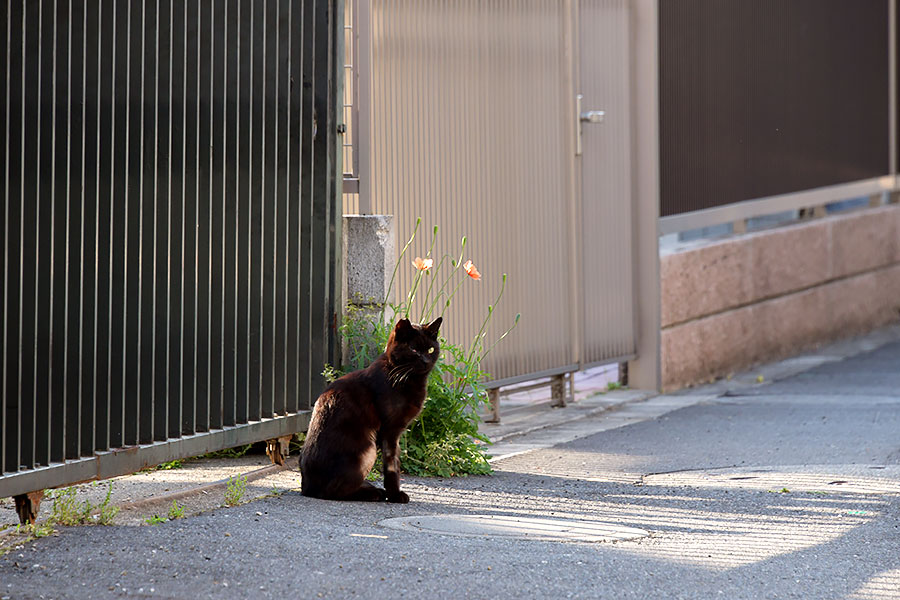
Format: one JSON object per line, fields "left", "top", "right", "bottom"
{"left": 354, "top": 0, "right": 637, "bottom": 386}
{"left": 577, "top": 0, "right": 636, "bottom": 366}
{"left": 364, "top": 1, "right": 576, "bottom": 385}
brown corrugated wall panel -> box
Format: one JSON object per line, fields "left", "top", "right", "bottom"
{"left": 660, "top": 0, "right": 890, "bottom": 217}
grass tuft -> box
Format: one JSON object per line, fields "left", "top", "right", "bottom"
{"left": 224, "top": 475, "right": 248, "bottom": 506}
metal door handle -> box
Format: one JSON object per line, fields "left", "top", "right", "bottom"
{"left": 576, "top": 94, "right": 605, "bottom": 155}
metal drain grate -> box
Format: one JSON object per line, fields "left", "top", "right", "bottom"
{"left": 379, "top": 514, "right": 649, "bottom": 543}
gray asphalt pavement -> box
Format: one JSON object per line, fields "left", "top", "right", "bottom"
{"left": 2, "top": 331, "right": 899, "bottom": 599}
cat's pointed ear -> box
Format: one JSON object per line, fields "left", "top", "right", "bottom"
{"left": 425, "top": 317, "right": 442, "bottom": 337}
{"left": 394, "top": 318, "right": 413, "bottom": 337}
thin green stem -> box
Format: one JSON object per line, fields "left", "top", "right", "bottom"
{"left": 419, "top": 253, "right": 453, "bottom": 322}
{"left": 404, "top": 226, "right": 439, "bottom": 320}
{"left": 457, "top": 273, "right": 508, "bottom": 392}
{"left": 380, "top": 218, "right": 421, "bottom": 324}
{"left": 467, "top": 274, "right": 506, "bottom": 362}
{"left": 438, "top": 276, "right": 467, "bottom": 319}
{"left": 426, "top": 225, "right": 439, "bottom": 261}
{"left": 405, "top": 269, "right": 426, "bottom": 318}
{"left": 479, "top": 313, "right": 521, "bottom": 362}
{"left": 426, "top": 237, "right": 467, "bottom": 318}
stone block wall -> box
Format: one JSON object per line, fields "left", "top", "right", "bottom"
{"left": 661, "top": 205, "right": 900, "bottom": 390}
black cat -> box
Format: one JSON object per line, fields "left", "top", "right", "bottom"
{"left": 300, "top": 317, "right": 442, "bottom": 503}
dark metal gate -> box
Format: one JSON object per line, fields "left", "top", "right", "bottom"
{"left": 1, "top": 0, "right": 343, "bottom": 500}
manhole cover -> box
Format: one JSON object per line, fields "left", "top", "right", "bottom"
{"left": 379, "top": 514, "right": 649, "bottom": 542}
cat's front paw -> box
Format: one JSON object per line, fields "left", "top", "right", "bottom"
{"left": 386, "top": 490, "right": 410, "bottom": 504}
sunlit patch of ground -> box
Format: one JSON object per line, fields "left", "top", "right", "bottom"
{"left": 406, "top": 459, "right": 898, "bottom": 572}
{"left": 848, "top": 568, "right": 900, "bottom": 600}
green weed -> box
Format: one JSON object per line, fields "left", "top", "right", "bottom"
{"left": 144, "top": 500, "right": 185, "bottom": 525}
{"left": 289, "top": 432, "right": 306, "bottom": 456}
{"left": 11, "top": 521, "right": 54, "bottom": 539}
{"left": 138, "top": 459, "right": 184, "bottom": 473}
{"left": 327, "top": 221, "right": 518, "bottom": 477}
{"left": 202, "top": 444, "right": 253, "bottom": 460}
{"left": 0, "top": 500, "right": 62, "bottom": 556}
{"left": 167, "top": 500, "right": 185, "bottom": 520}
{"left": 224, "top": 475, "right": 248, "bottom": 506}
{"left": 156, "top": 459, "right": 184, "bottom": 470}
{"left": 44, "top": 483, "right": 118, "bottom": 527}
{"left": 142, "top": 445, "right": 253, "bottom": 473}
{"left": 95, "top": 484, "right": 120, "bottom": 525}
{"left": 365, "top": 461, "right": 383, "bottom": 481}
{"left": 27, "top": 521, "right": 55, "bottom": 538}
{"left": 0, "top": 521, "right": 55, "bottom": 556}
{"left": 48, "top": 487, "right": 92, "bottom": 526}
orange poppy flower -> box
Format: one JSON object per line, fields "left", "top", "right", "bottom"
{"left": 463, "top": 260, "right": 481, "bottom": 280}
{"left": 413, "top": 256, "right": 434, "bottom": 271}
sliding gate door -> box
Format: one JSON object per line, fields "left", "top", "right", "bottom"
{"left": 578, "top": 0, "right": 636, "bottom": 367}
{"left": 356, "top": 0, "right": 638, "bottom": 386}
{"left": 1, "top": 0, "right": 342, "bottom": 499}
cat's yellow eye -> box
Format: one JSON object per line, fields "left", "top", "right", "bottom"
{"left": 427, "top": 347, "right": 435, "bottom": 354}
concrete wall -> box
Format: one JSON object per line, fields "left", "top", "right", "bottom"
{"left": 341, "top": 215, "right": 395, "bottom": 365}
{"left": 661, "top": 205, "right": 900, "bottom": 390}
{"left": 342, "top": 214, "right": 394, "bottom": 307}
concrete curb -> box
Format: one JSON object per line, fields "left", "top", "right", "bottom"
{"left": 485, "top": 391, "right": 657, "bottom": 444}
{"left": 115, "top": 463, "right": 287, "bottom": 515}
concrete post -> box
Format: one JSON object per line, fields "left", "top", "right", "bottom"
{"left": 342, "top": 214, "right": 395, "bottom": 307}
{"left": 627, "top": 0, "right": 662, "bottom": 391}
{"left": 341, "top": 215, "right": 396, "bottom": 366}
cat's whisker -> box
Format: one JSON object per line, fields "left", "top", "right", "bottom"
{"left": 388, "top": 365, "right": 408, "bottom": 385}
{"left": 390, "top": 364, "right": 410, "bottom": 378}
{"left": 391, "top": 365, "right": 417, "bottom": 387}
{"left": 392, "top": 366, "right": 412, "bottom": 386}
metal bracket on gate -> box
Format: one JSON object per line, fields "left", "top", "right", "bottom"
{"left": 13, "top": 490, "right": 45, "bottom": 525}
{"left": 576, "top": 94, "right": 606, "bottom": 156}
{"left": 265, "top": 435, "right": 294, "bottom": 466}
{"left": 550, "top": 374, "right": 568, "bottom": 408}
{"left": 485, "top": 389, "right": 501, "bottom": 424}
{"left": 482, "top": 372, "right": 576, "bottom": 424}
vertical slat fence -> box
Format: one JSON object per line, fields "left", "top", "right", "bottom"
{"left": 1, "top": 0, "right": 342, "bottom": 499}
